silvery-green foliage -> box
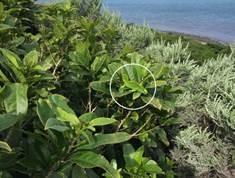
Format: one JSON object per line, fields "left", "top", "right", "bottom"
{"left": 144, "top": 39, "right": 196, "bottom": 85}
{"left": 186, "top": 54, "right": 235, "bottom": 132}
{"left": 118, "top": 23, "right": 155, "bottom": 48}
{"left": 172, "top": 125, "right": 230, "bottom": 177}
{"left": 102, "top": 10, "right": 123, "bottom": 27}
{"left": 188, "top": 54, "right": 235, "bottom": 96}
{"left": 78, "top": 0, "right": 102, "bottom": 16}
{"left": 143, "top": 35, "right": 235, "bottom": 176}
{"left": 144, "top": 38, "right": 191, "bottom": 63}
{"left": 172, "top": 52, "right": 235, "bottom": 177}
{"left": 102, "top": 11, "right": 155, "bottom": 49}
{"left": 205, "top": 96, "right": 235, "bottom": 133}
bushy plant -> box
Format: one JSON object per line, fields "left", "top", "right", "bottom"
{"left": 139, "top": 28, "right": 235, "bottom": 177}
{"left": 171, "top": 52, "right": 235, "bottom": 177}
{"left": 0, "top": 0, "right": 181, "bottom": 177}
{"left": 1, "top": 0, "right": 233, "bottom": 177}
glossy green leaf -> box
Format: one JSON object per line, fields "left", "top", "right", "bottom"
{"left": 0, "top": 69, "right": 9, "bottom": 82}
{"left": 56, "top": 107, "right": 79, "bottom": 126}
{"left": 70, "top": 42, "right": 91, "bottom": 67}
{"left": 90, "top": 81, "right": 109, "bottom": 94}
{"left": 123, "top": 79, "right": 147, "bottom": 94}
{"left": 79, "top": 132, "right": 131, "bottom": 149}
{"left": 37, "top": 99, "right": 55, "bottom": 125}
{"left": 123, "top": 144, "right": 137, "bottom": 168}
{"left": 0, "top": 24, "right": 13, "bottom": 31}
{"left": 23, "top": 50, "right": 39, "bottom": 67}
{"left": 142, "top": 160, "right": 163, "bottom": 174}
{"left": 160, "top": 99, "right": 175, "bottom": 112}
{"left": 33, "top": 55, "right": 53, "bottom": 71}
{"left": 132, "top": 92, "right": 141, "bottom": 100}
{"left": 0, "top": 48, "right": 21, "bottom": 69}
{"left": 79, "top": 112, "right": 97, "bottom": 123}
{"left": 47, "top": 94, "right": 80, "bottom": 125}
{"left": 0, "top": 113, "right": 19, "bottom": 131}
{"left": 89, "top": 117, "right": 117, "bottom": 127}
{"left": 156, "top": 128, "right": 169, "bottom": 146}
{"left": 108, "top": 62, "right": 122, "bottom": 74}
{"left": 49, "top": 94, "right": 72, "bottom": 113}
{"left": 72, "top": 151, "right": 118, "bottom": 178}
{"left": 45, "top": 118, "right": 69, "bottom": 132}
{"left": 3, "top": 83, "right": 28, "bottom": 114}
{"left": 91, "top": 55, "right": 106, "bottom": 73}
{"left": 133, "top": 146, "right": 144, "bottom": 165}
{"left": 11, "top": 37, "right": 25, "bottom": 47}
{"left": 124, "top": 65, "right": 139, "bottom": 81}
{"left": 130, "top": 112, "right": 139, "bottom": 121}
{"left": 112, "top": 90, "right": 132, "bottom": 98}
{"left": 0, "top": 56, "right": 26, "bottom": 82}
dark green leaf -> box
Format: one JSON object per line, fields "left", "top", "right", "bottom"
{"left": 72, "top": 151, "right": 118, "bottom": 178}
{"left": 161, "top": 117, "right": 182, "bottom": 126}
{"left": 123, "top": 144, "right": 137, "bottom": 168}
{"left": 79, "top": 132, "right": 131, "bottom": 149}
{"left": 45, "top": 118, "right": 69, "bottom": 132}
{"left": 90, "top": 81, "right": 109, "bottom": 94}
{"left": 0, "top": 113, "right": 20, "bottom": 131}
{"left": 37, "top": 99, "right": 55, "bottom": 125}
{"left": 156, "top": 128, "right": 169, "bottom": 146}
{"left": 79, "top": 112, "right": 97, "bottom": 123}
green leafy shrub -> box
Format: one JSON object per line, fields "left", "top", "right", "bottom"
{"left": 0, "top": 0, "right": 181, "bottom": 177}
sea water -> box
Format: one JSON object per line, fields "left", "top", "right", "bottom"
{"left": 104, "top": 0, "right": 235, "bottom": 43}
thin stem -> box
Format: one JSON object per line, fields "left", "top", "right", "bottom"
{"left": 88, "top": 83, "right": 92, "bottom": 112}
{"left": 116, "top": 111, "right": 131, "bottom": 132}
{"left": 134, "top": 126, "right": 159, "bottom": 137}
{"left": 52, "top": 58, "right": 62, "bottom": 76}
{"left": 131, "top": 116, "right": 152, "bottom": 137}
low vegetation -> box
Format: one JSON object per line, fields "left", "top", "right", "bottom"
{"left": 0, "top": 0, "right": 234, "bottom": 178}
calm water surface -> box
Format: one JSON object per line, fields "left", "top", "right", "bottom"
{"left": 104, "top": 0, "right": 235, "bottom": 43}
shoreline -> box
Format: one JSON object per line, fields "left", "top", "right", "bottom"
{"left": 150, "top": 27, "right": 231, "bottom": 62}
{"left": 158, "top": 30, "right": 229, "bottom": 46}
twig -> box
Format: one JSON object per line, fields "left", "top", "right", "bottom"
{"left": 88, "top": 83, "right": 92, "bottom": 112}
{"left": 131, "top": 116, "right": 152, "bottom": 137}
{"left": 134, "top": 126, "right": 159, "bottom": 137}
{"left": 52, "top": 58, "right": 62, "bottom": 76}
{"left": 116, "top": 111, "right": 131, "bottom": 132}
